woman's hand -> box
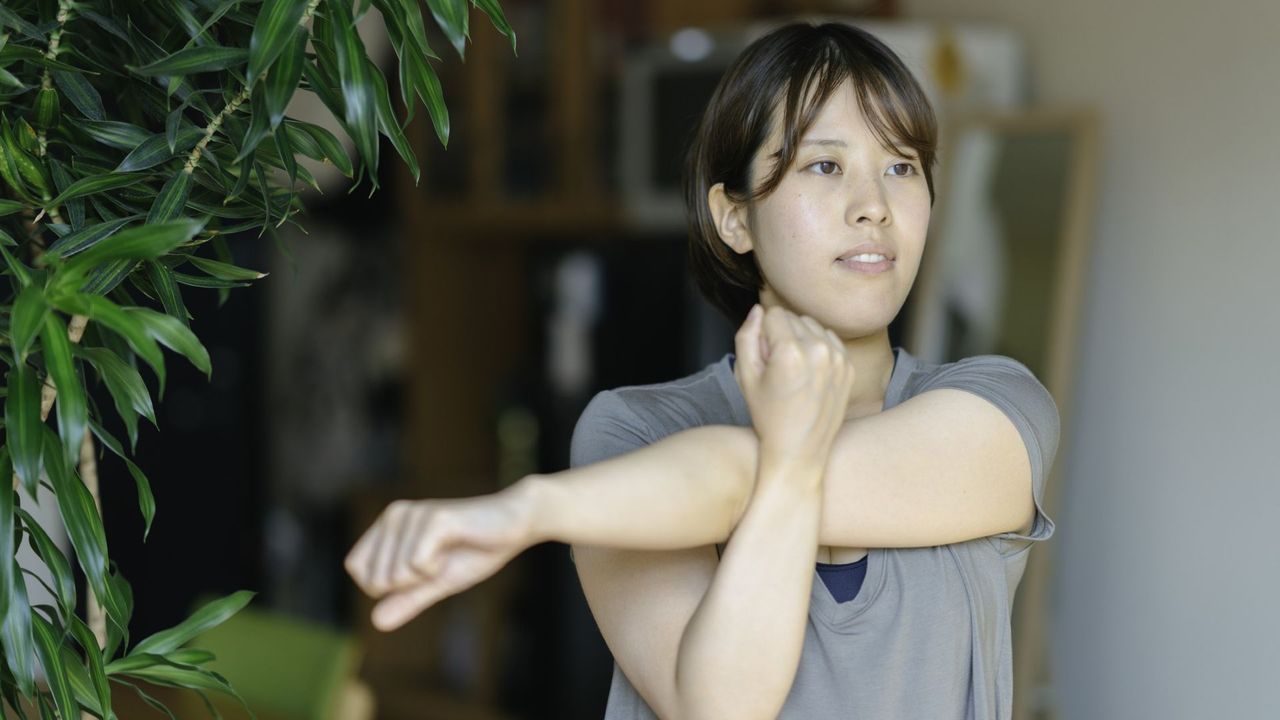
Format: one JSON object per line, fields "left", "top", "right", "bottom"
{"left": 345, "top": 488, "right": 533, "bottom": 631}
{"left": 733, "top": 304, "right": 856, "bottom": 465}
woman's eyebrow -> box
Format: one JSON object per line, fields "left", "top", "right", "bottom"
{"left": 799, "top": 138, "right": 846, "bottom": 147}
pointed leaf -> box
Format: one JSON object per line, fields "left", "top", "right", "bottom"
{"left": 31, "top": 612, "right": 79, "bottom": 720}
{"left": 130, "top": 590, "right": 256, "bottom": 656}
{"left": 473, "top": 0, "right": 518, "bottom": 54}
{"left": 247, "top": 0, "right": 310, "bottom": 88}
{"left": 42, "top": 425, "right": 128, "bottom": 636}
{"left": 130, "top": 46, "right": 249, "bottom": 76}
{"left": 4, "top": 363, "right": 44, "bottom": 496}
{"left": 264, "top": 26, "right": 307, "bottom": 130}
{"left": 146, "top": 170, "right": 193, "bottom": 224}
{"left": 0, "top": 198, "right": 25, "bottom": 216}
{"left": 329, "top": 0, "right": 379, "bottom": 182}
{"left": 11, "top": 284, "right": 48, "bottom": 364}
{"left": 425, "top": 0, "right": 469, "bottom": 59}
{"left": 48, "top": 293, "right": 166, "bottom": 389}
{"left": 0, "top": 449, "right": 37, "bottom": 696}
{"left": 406, "top": 50, "right": 449, "bottom": 147}
{"left": 45, "top": 172, "right": 146, "bottom": 209}
{"left": 52, "top": 70, "right": 106, "bottom": 121}
{"left": 79, "top": 345, "right": 157, "bottom": 449}
{"left": 369, "top": 59, "right": 419, "bottom": 183}
{"left": 115, "top": 129, "right": 203, "bottom": 172}
{"left": 187, "top": 256, "right": 267, "bottom": 281}
{"left": 287, "top": 119, "right": 353, "bottom": 177}
{"left": 145, "top": 259, "right": 191, "bottom": 325}
{"left": 16, "top": 508, "right": 77, "bottom": 621}
{"left": 45, "top": 215, "right": 141, "bottom": 260}
{"left": 125, "top": 307, "right": 211, "bottom": 377}
{"left": 68, "top": 613, "right": 113, "bottom": 718}
{"left": 89, "top": 420, "right": 156, "bottom": 534}
{"left": 63, "top": 217, "right": 202, "bottom": 273}
{"left": 41, "top": 312, "right": 87, "bottom": 465}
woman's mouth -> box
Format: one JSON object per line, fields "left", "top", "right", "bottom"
{"left": 835, "top": 253, "right": 895, "bottom": 274}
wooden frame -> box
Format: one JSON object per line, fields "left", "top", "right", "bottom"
{"left": 904, "top": 108, "right": 1101, "bottom": 720}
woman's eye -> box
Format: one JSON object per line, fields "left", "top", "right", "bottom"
{"left": 809, "top": 160, "right": 841, "bottom": 175}
{"left": 888, "top": 162, "right": 917, "bottom": 177}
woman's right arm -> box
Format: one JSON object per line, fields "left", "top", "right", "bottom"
{"left": 573, "top": 450, "right": 825, "bottom": 720}
{"left": 574, "top": 307, "right": 852, "bottom": 720}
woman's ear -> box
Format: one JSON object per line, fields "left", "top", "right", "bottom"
{"left": 708, "top": 182, "right": 754, "bottom": 255}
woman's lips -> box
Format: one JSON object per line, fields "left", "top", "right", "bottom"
{"left": 835, "top": 257, "right": 895, "bottom": 274}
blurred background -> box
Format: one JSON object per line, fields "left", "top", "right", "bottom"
{"left": 35, "top": 0, "right": 1277, "bottom": 718}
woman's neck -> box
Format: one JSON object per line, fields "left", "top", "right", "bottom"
{"left": 840, "top": 329, "right": 895, "bottom": 420}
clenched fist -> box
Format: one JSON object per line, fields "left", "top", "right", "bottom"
{"left": 733, "top": 304, "right": 856, "bottom": 466}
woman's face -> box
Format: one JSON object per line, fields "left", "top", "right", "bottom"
{"left": 713, "top": 79, "right": 931, "bottom": 339}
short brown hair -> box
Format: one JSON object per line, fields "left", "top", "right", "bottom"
{"left": 683, "top": 22, "right": 939, "bottom": 325}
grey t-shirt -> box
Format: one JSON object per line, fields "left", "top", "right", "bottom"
{"left": 569, "top": 346, "right": 1060, "bottom": 720}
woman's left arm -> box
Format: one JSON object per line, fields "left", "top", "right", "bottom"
{"left": 806, "top": 385, "right": 1043, "bottom": 549}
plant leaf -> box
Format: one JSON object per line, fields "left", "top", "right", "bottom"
{"left": 89, "top": 419, "right": 156, "bottom": 534}
{"left": 45, "top": 172, "right": 146, "bottom": 210}
{"left": 75, "top": 119, "right": 153, "bottom": 150}
{"left": 125, "top": 306, "right": 211, "bottom": 377}
{"left": 45, "top": 215, "right": 141, "bottom": 260}
{"left": 31, "top": 612, "right": 79, "bottom": 720}
{"left": 329, "top": 0, "right": 379, "bottom": 185}
{"left": 62, "top": 217, "right": 202, "bottom": 275}
{"left": 130, "top": 46, "right": 249, "bottom": 76}
{"left": 115, "top": 129, "right": 203, "bottom": 173}
{"left": 187, "top": 255, "right": 267, "bottom": 281}
{"left": 264, "top": 26, "right": 307, "bottom": 130}
{"left": 145, "top": 259, "right": 191, "bottom": 325}
{"left": 146, "top": 170, "right": 194, "bottom": 224}
{"left": 247, "top": 0, "right": 310, "bottom": 88}
{"left": 15, "top": 508, "right": 77, "bottom": 622}
{"left": 0, "top": 449, "right": 37, "bottom": 696}
{"left": 52, "top": 70, "right": 106, "bottom": 121}
{"left": 368, "top": 58, "right": 419, "bottom": 183}
{"left": 10, "top": 283, "right": 48, "bottom": 364}
{"left": 41, "top": 425, "right": 128, "bottom": 636}
{"left": 79, "top": 345, "right": 157, "bottom": 450}
{"left": 425, "top": 0, "right": 469, "bottom": 60}
{"left": 47, "top": 293, "right": 167, "bottom": 391}
{"left": 5, "top": 363, "right": 44, "bottom": 496}
{"left": 129, "top": 590, "right": 255, "bottom": 657}
{"left": 473, "top": 0, "right": 518, "bottom": 54}
{"left": 40, "top": 311, "right": 87, "bottom": 465}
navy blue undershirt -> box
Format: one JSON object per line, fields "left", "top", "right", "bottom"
{"left": 816, "top": 557, "right": 869, "bottom": 603}
{"left": 728, "top": 354, "right": 870, "bottom": 604}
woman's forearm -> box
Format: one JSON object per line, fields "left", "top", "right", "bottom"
{"left": 519, "top": 424, "right": 756, "bottom": 550}
{"left": 675, "top": 454, "right": 823, "bottom": 720}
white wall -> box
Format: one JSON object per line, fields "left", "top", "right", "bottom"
{"left": 900, "top": 1, "right": 1280, "bottom": 718}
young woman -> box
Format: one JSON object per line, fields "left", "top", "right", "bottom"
{"left": 346, "top": 21, "right": 1059, "bottom": 720}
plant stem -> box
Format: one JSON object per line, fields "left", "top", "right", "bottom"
{"left": 36, "top": 0, "right": 75, "bottom": 159}
{"left": 185, "top": 84, "right": 252, "bottom": 175}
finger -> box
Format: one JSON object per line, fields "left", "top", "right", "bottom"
{"left": 761, "top": 305, "right": 797, "bottom": 351}
{"left": 347, "top": 515, "right": 390, "bottom": 596}
{"left": 372, "top": 580, "right": 445, "bottom": 632}
{"left": 390, "top": 506, "right": 431, "bottom": 589}
{"left": 371, "top": 502, "right": 410, "bottom": 595}
{"left": 734, "top": 304, "right": 765, "bottom": 385}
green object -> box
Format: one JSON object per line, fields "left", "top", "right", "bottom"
{"left": 189, "top": 599, "right": 361, "bottom": 720}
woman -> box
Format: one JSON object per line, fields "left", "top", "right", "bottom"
{"left": 346, "top": 21, "right": 1059, "bottom": 720}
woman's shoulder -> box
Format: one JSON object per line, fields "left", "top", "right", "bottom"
{"left": 576, "top": 353, "right": 745, "bottom": 447}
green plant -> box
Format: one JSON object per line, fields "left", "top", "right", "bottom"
{"left": 0, "top": 0, "right": 514, "bottom": 716}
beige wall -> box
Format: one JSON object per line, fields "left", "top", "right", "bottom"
{"left": 901, "top": 1, "right": 1280, "bottom": 718}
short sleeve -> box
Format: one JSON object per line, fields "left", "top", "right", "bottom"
{"left": 566, "top": 390, "right": 656, "bottom": 563}
{"left": 920, "top": 355, "right": 1060, "bottom": 556}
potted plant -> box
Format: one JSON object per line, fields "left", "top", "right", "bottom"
{"left": 0, "top": 0, "right": 515, "bottom": 716}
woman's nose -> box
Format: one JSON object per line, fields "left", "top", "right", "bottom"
{"left": 847, "top": 178, "right": 891, "bottom": 226}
